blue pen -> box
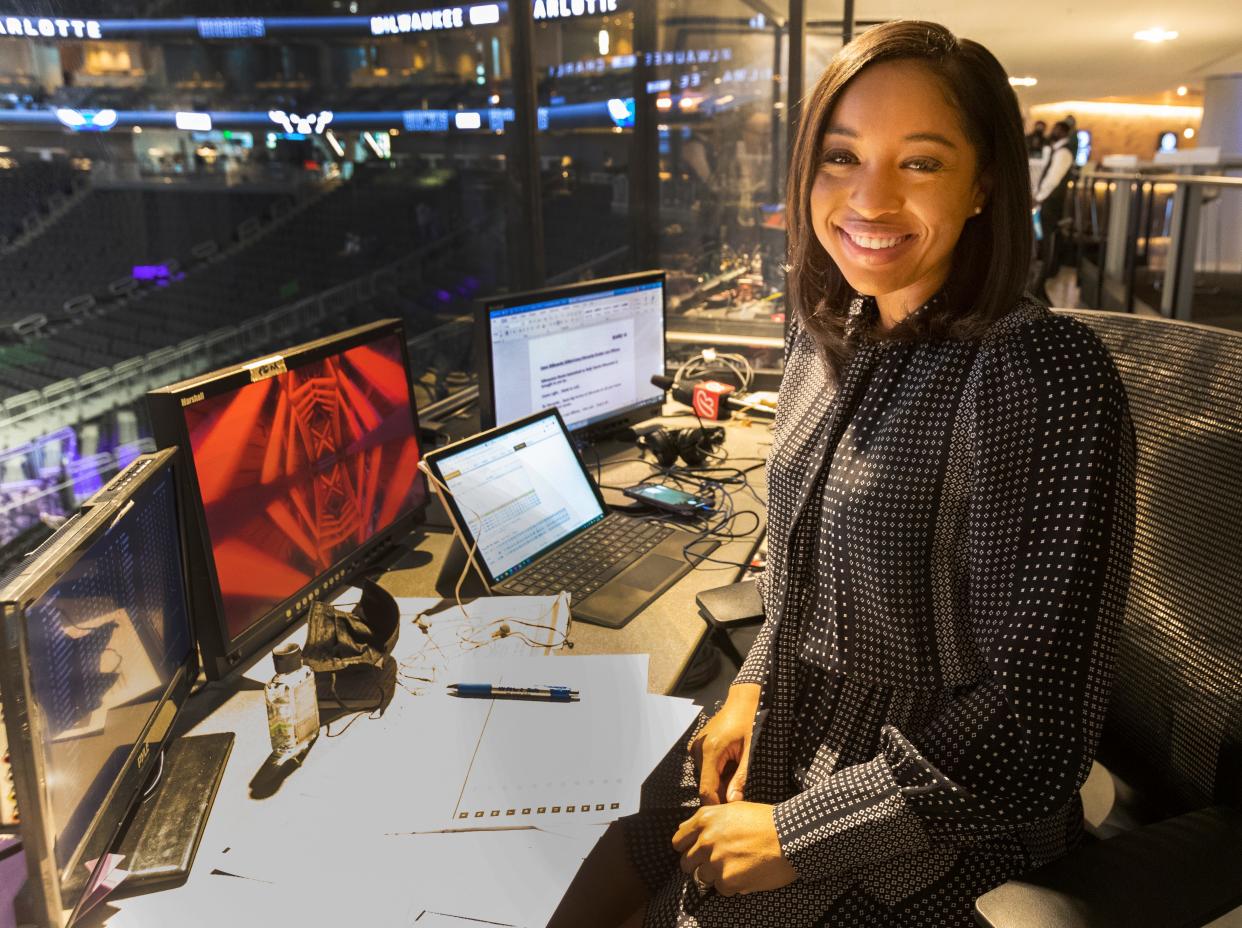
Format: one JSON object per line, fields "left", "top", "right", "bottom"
{"left": 448, "top": 683, "right": 580, "bottom": 701}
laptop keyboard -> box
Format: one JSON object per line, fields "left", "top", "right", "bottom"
{"left": 497, "top": 514, "right": 676, "bottom": 601}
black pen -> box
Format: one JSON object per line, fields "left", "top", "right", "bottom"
{"left": 448, "top": 683, "right": 580, "bottom": 701}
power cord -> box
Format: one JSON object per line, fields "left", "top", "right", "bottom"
{"left": 416, "top": 461, "right": 575, "bottom": 654}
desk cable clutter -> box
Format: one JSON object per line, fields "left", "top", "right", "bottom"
{"left": 414, "top": 458, "right": 575, "bottom": 652}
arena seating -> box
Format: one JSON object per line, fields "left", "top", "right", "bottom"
{"left": 543, "top": 181, "right": 630, "bottom": 279}
{"left": 0, "top": 159, "right": 80, "bottom": 245}
{"left": 0, "top": 166, "right": 466, "bottom": 400}
{"left": 0, "top": 187, "right": 288, "bottom": 328}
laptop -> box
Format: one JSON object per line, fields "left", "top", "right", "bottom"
{"left": 421, "top": 408, "right": 717, "bottom": 629}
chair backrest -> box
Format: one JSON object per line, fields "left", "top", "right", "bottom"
{"left": 1060, "top": 309, "right": 1242, "bottom": 813}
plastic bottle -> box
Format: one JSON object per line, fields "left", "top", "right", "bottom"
{"left": 265, "top": 642, "right": 319, "bottom": 760}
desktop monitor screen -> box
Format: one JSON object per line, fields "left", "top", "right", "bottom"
{"left": 0, "top": 449, "right": 196, "bottom": 926}
{"left": 146, "top": 319, "right": 427, "bottom": 679}
{"left": 477, "top": 270, "right": 666, "bottom": 435}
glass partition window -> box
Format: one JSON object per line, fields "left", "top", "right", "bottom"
{"left": 0, "top": 4, "right": 521, "bottom": 561}
{"left": 528, "top": 2, "right": 792, "bottom": 382}
{"left": 534, "top": 8, "right": 637, "bottom": 284}
{"left": 651, "top": 2, "right": 791, "bottom": 383}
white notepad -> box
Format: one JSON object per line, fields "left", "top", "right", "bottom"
{"left": 449, "top": 654, "right": 651, "bottom": 827}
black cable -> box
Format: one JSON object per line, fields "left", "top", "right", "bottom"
{"left": 585, "top": 442, "right": 610, "bottom": 487}
{"left": 586, "top": 425, "right": 769, "bottom": 576}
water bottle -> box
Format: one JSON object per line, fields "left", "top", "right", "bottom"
{"left": 265, "top": 642, "right": 319, "bottom": 760}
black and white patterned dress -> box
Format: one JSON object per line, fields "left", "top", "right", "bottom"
{"left": 623, "top": 294, "right": 1136, "bottom": 926}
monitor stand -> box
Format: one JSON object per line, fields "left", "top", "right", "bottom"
{"left": 434, "top": 533, "right": 489, "bottom": 599}
{"left": 109, "top": 731, "right": 235, "bottom": 891}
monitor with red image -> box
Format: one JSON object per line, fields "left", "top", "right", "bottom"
{"left": 146, "top": 319, "right": 426, "bottom": 678}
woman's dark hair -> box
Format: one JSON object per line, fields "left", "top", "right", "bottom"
{"left": 786, "top": 20, "right": 1032, "bottom": 380}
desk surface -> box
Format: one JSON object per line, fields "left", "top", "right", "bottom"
{"left": 86, "top": 409, "right": 771, "bottom": 926}
{"left": 383, "top": 412, "right": 771, "bottom": 695}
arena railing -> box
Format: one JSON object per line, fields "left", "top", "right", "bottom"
{"left": 1071, "top": 166, "right": 1242, "bottom": 320}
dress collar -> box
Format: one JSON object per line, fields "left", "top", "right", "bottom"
{"left": 846, "top": 289, "right": 948, "bottom": 344}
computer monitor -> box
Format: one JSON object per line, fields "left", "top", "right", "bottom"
{"left": 0, "top": 449, "right": 198, "bottom": 927}
{"left": 477, "top": 270, "right": 667, "bottom": 436}
{"left": 146, "top": 319, "right": 427, "bottom": 679}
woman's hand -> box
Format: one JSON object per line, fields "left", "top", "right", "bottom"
{"left": 689, "top": 683, "right": 761, "bottom": 805}
{"left": 672, "top": 801, "right": 798, "bottom": 897}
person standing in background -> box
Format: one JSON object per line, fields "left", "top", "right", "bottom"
{"left": 1026, "top": 119, "right": 1047, "bottom": 155}
{"left": 1032, "top": 119, "right": 1075, "bottom": 304}
{"left": 1063, "top": 113, "right": 1080, "bottom": 159}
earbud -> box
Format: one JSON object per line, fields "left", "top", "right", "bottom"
{"left": 492, "top": 622, "right": 512, "bottom": 639}
{"left": 973, "top": 205, "right": 983, "bottom": 215}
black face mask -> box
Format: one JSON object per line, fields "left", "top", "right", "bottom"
{"left": 303, "top": 578, "right": 400, "bottom": 674}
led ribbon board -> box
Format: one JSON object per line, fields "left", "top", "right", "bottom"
{"left": 0, "top": 5, "right": 509, "bottom": 40}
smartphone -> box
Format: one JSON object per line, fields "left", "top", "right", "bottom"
{"left": 622, "top": 484, "right": 711, "bottom": 515}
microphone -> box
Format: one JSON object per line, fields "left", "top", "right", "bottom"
{"left": 652, "top": 374, "right": 739, "bottom": 420}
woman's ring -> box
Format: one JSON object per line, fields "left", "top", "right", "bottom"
{"left": 693, "top": 866, "right": 711, "bottom": 894}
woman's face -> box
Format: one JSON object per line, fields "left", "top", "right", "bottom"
{"left": 809, "top": 59, "right": 986, "bottom": 315}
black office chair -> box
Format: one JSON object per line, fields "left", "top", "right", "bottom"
{"left": 696, "top": 577, "right": 765, "bottom": 670}
{"left": 975, "top": 309, "right": 1242, "bottom": 927}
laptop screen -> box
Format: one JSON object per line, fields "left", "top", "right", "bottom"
{"left": 431, "top": 412, "right": 605, "bottom": 582}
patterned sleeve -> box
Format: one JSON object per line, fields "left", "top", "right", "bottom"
{"left": 731, "top": 307, "right": 803, "bottom": 690}
{"left": 771, "top": 315, "right": 1136, "bottom": 881}
{"left": 731, "top": 607, "right": 774, "bottom": 687}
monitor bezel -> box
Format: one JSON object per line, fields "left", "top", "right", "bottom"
{"left": 475, "top": 269, "right": 667, "bottom": 436}
{"left": 145, "top": 318, "right": 428, "bottom": 680}
{"left": 0, "top": 448, "right": 197, "bottom": 928}
{"left": 422, "top": 407, "right": 607, "bottom": 586}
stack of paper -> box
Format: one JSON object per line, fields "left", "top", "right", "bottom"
{"left": 190, "top": 593, "right": 704, "bottom": 928}
{"left": 446, "top": 652, "right": 698, "bottom": 828}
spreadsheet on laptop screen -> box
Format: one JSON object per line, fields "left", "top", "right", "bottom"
{"left": 435, "top": 414, "right": 604, "bottom": 581}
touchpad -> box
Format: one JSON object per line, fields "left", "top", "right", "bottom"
{"left": 620, "top": 555, "right": 682, "bottom": 591}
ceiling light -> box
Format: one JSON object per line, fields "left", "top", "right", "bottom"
{"left": 1176, "top": 85, "right": 1188, "bottom": 96}
{"left": 1184, "top": 127, "right": 1195, "bottom": 139}
{"left": 1008, "top": 76, "right": 1038, "bottom": 87}
{"left": 1133, "top": 27, "right": 1178, "bottom": 43}
{"left": 1030, "top": 99, "right": 1202, "bottom": 119}
{"left": 175, "top": 111, "right": 212, "bottom": 132}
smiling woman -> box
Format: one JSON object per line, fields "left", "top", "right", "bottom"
{"left": 548, "top": 20, "right": 1136, "bottom": 928}
{"left": 789, "top": 20, "right": 1033, "bottom": 380}
{"left": 811, "top": 60, "right": 987, "bottom": 331}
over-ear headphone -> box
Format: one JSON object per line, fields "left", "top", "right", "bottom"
{"left": 637, "top": 426, "right": 725, "bottom": 468}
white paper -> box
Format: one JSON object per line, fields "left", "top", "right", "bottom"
{"left": 411, "top": 914, "right": 517, "bottom": 927}
{"left": 390, "top": 830, "right": 589, "bottom": 928}
{"left": 111, "top": 868, "right": 420, "bottom": 928}
{"left": 448, "top": 655, "right": 649, "bottom": 827}
{"left": 205, "top": 825, "right": 592, "bottom": 928}
{"left": 185, "top": 623, "right": 695, "bottom": 927}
